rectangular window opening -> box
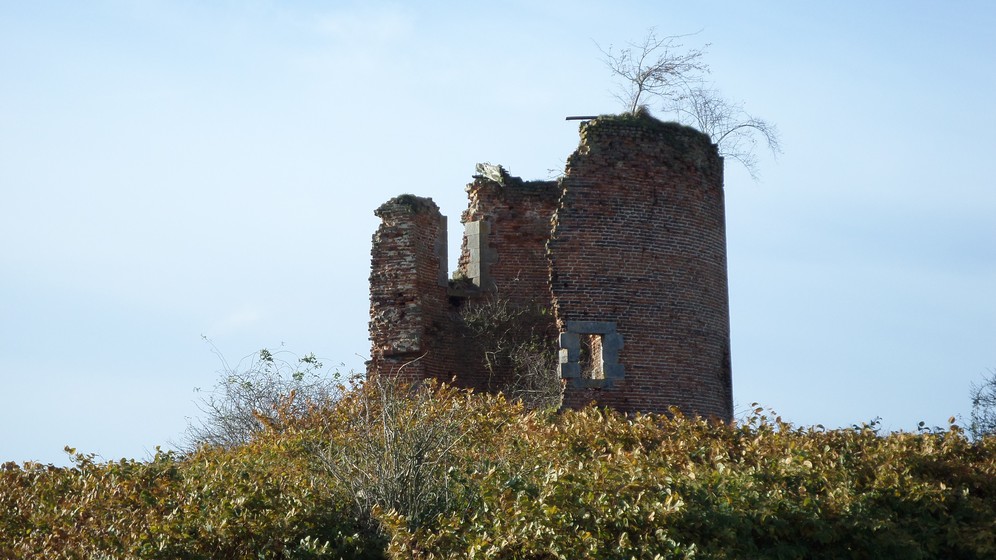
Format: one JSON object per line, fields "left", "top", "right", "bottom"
{"left": 559, "top": 320, "right": 623, "bottom": 388}
{"left": 580, "top": 334, "right": 604, "bottom": 380}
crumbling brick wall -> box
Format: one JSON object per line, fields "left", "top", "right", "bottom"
{"left": 367, "top": 113, "right": 734, "bottom": 421}
{"left": 458, "top": 166, "right": 560, "bottom": 306}
{"left": 367, "top": 196, "right": 461, "bottom": 383}
{"left": 366, "top": 192, "right": 511, "bottom": 392}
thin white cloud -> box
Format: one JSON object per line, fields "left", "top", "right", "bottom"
{"left": 313, "top": 5, "right": 414, "bottom": 45}
{"left": 206, "top": 308, "right": 263, "bottom": 337}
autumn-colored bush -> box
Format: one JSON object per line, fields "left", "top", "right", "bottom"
{"left": 3, "top": 382, "right": 996, "bottom": 559}
{"left": 0, "top": 439, "right": 377, "bottom": 559}
{"left": 392, "top": 407, "right": 996, "bottom": 559}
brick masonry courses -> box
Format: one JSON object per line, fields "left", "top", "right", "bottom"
{"left": 550, "top": 116, "right": 733, "bottom": 418}
{"left": 367, "top": 113, "right": 733, "bottom": 421}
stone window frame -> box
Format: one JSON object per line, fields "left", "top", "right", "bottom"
{"left": 559, "top": 320, "right": 624, "bottom": 388}
{"left": 463, "top": 219, "right": 497, "bottom": 289}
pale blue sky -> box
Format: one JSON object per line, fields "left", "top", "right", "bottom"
{"left": 2, "top": 1, "right": 994, "bottom": 465}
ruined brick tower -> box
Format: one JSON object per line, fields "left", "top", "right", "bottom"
{"left": 368, "top": 113, "right": 733, "bottom": 420}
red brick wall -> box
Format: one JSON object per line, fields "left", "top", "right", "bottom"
{"left": 550, "top": 116, "right": 733, "bottom": 419}
{"left": 368, "top": 195, "right": 492, "bottom": 390}
{"left": 369, "top": 196, "right": 456, "bottom": 383}
{"left": 458, "top": 172, "right": 560, "bottom": 307}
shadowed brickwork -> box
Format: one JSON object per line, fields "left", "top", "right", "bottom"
{"left": 367, "top": 113, "right": 733, "bottom": 420}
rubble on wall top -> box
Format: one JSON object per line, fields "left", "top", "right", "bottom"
{"left": 569, "top": 114, "right": 719, "bottom": 166}
{"left": 375, "top": 194, "right": 439, "bottom": 216}
{"left": 469, "top": 163, "right": 559, "bottom": 193}
{"left": 580, "top": 112, "right": 713, "bottom": 145}
{"left": 473, "top": 163, "right": 509, "bottom": 185}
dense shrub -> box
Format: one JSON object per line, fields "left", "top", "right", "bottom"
{"left": 391, "top": 407, "right": 996, "bottom": 559}
{"left": 2, "top": 383, "right": 995, "bottom": 559}
{"left": 0, "top": 441, "right": 377, "bottom": 559}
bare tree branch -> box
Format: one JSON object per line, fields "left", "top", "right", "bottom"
{"left": 599, "top": 29, "right": 781, "bottom": 180}
{"left": 678, "top": 87, "right": 782, "bottom": 180}
{"left": 461, "top": 296, "right": 562, "bottom": 410}
{"left": 310, "top": 376, "right": 484, "bottom": 531}
{"left": 181, "top": 339, "right": 344, "bottom": 450}
{"left": 597, "top": 28, "right": 710, "bottom": 114}
{"left": 970, "top": 368, "right": 996, "bottom": 439}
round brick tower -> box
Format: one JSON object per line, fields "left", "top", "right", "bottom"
{"left": 549, "top": 114, "right": 733, "bottom": 420}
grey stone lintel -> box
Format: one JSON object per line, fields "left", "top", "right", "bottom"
{"left": 566, "top": 320, "right": 617, "bottom": 334}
